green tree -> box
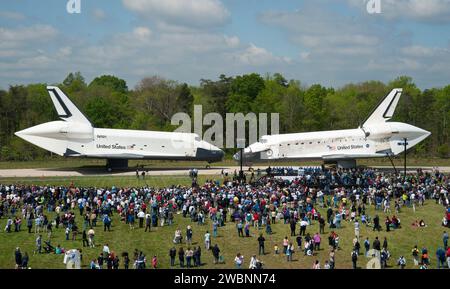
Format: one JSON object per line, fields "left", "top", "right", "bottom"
{"left": 176, "top": 83, "right": 194, "bottom": 114}
{"left": 226, "top": 73, "right": 265, "bottom": 113}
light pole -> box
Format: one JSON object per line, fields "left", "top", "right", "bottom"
{"left": 403, "top": 137, "right": 407, "bottom": 181}
{"left": 397, "top": 138, "right": 408, "bottom": 181}
{"left": 237, "top": 138, "right": 246, "bottom": 182}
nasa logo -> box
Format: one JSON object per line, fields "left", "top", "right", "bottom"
{"left": 366, "top": 144, "right": 370, "bottom": 148}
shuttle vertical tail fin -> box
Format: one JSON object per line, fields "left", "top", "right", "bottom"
{"left": 46, "top": 86, "right": 91, "bottom": 125}
{"left": 361, "top": 88, "right": 402, "bottom": 127}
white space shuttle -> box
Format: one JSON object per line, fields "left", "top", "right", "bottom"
{"left": 235, "top": 88, "right": 431, "bottom": 168}
{"left": 15, "top": 86, "right": 224, "bottom": 169}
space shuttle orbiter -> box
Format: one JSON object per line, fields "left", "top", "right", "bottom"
{"left": 235, "top": 88, "right": 430, "bottom": 168}
{"left": 15, "top": 86, "right": 224, "bottom": 169}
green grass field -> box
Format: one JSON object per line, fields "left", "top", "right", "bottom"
{"left": 0, "top": 156, "right": 448, "bottom": 170}
{"left": 0, "top": 174, "right": 448, "bottom": 269}
{"left": 0, "top": 175, "right": 214, "bottom": 188}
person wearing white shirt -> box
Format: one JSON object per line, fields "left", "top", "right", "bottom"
{"left": 249, "top": 255, "right": 259, "bottom": 269}
{"left": 137, "top": 210, "right": 145, "bottom": 228}
{"left": 204, "top": 231, "right": 211, "bottom": 250}
{"left": 354, "top": 220, "right": 360, "bottom": 240}
{"left": 103, "top": 244, "right": 110, "bottom": 256}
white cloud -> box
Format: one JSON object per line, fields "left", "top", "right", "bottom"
{"left": 224, "top": 35, "right": 240, "bottom": 48}
{"left": 233, "top": 43, "right": 292, "bottom": 66}
{"left": 0, "top": 11, "right": 26, "bottom": 21}
{"left": 401, "top": 45, "right": 450, "bottom": 57}
{"left": 122, "top": 0, "right": 230, "bottom": 27}
{"left": 260, "top": 9, "right": 381, "bottom": 54}
{"left": 348, "top": 0, "right": 450, "bottom": 23}
{"left": 133, "top": 26, "right": 152, "bottom": 39}
{"left": 259, "top": 2, "right": 450, "bottom": 88}
{"left": 0, "top": 25, "right": 58, "bottom": 49}
{"left": 92, "top": 8, "right": 107, "bottom": 21}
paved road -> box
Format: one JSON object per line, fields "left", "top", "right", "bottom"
{"left": 0, "top": 166, "right": 448, "bottom": 178}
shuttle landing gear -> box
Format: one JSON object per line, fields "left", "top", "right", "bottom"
{"left": 325, "top": 159, "right": 357, "bottom": 169}
{"left": 106, "top": 159, "right": 129, "bottom": 171}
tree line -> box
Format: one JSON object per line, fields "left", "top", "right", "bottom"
{"left": 0, "top": 72, "right": 448, "bottom": 161}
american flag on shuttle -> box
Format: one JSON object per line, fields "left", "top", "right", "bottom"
{"left": 127, "top": 144, "right": 136, "bottom": 150}
{"left": 327, "top": 145, "right": 336, "bottom": 151}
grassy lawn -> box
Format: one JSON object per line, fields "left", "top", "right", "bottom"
{"left": 0, "top": 157, "right": 448, "bottom": 170}
{"left": 0, "top": 174, "right": 447, "bottom": 269}
{"left": 0, "top": 175, "right": 216, "bottom": 188}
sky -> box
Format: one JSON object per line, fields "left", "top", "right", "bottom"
{"left": 1, "top": 0, "right": 450, "bottom": 90}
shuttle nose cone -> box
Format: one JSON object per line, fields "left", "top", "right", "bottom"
{"left": 15, "top": 127, "right": 35, "bottom": 140}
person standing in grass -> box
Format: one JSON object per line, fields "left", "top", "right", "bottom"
{"left": 397, "top": 256, "right": 406, "bottom": 269}
{"left": 446, "top": 246, "right": 450, "bottom": 269}
{"left": 145, "top": 212, "right": 151, "bottom": 232}
{"left": 21, "top": 253, "right": 29, "bottom": 269}
{"left": 354, "top": 220, "right": 360, "bottom": 240}
{"left": 103, "top": 243, "right": 110, "bottom": 257}
{"left": 364, "top": 237, "right": 370, "bottom": 257}
{"left": 151, "top": 255, "right": 158, "bottom": 269}
{"left": 123, "top": 252, "right": 130, "bottom": 269}
{"left": 4, "top": 217, "right": 12, "bottom": 233}
{"left": 286, "top": 242, "right": 294, "bottom": 262}
{"left": 212, "top": 244, "right": 220, "bottom": 264}
{"left": 82, "top": 230, "right": 89, "bottom": 247}
{"left": 258, "top": 234, "right": 266, "bottom": 255}
{"left": 351, "top": 248, "right": 358, "bottom": 269}
{"left": 169, "top": 247, "right": 176, "bottom": 267}
{"left": 137, "top": 210, "right": 145, "bottom": 228}
{"left": 65, "top": 226, "right": 70, "bottom": 241}
{"left": 204, "top": 231, "right": 211, "bottom": 250}
{"left": 373, "top": 215, "right": 381, "bottom": 231}
{"left": 313, "top": 233, "right": 321, "bottom": 251}
{"left": 186, "top": 247, "right": 193, "bottom": 268}
{"left": 234, "top": 253, "right": 244, "bottom": 269}
{"left": 373, "top": 237, "right": 381, "bottom": 251}
{"left": 436, "top": 247, "right": 446, "bottom": 269}
{"left": 186, "top": 225, "right": 193, "bottom": 246}
{"left": 103, "top": 214, "right": 111, "bottom": 232}
{"left": 412, "top": 245, "right": 420, "bottom": 266}
{"left": 290, "top": 218, "right": 296, "bottom": 236}
{"left": 296, "top": 235, "right": 303, "bottom": 251}
{"left": 178, "top": 247, "right": 185, "bottom": 268}
{"left": 27, "top": 217, "right": 33, "bottom": 233}
{"left": 312, "top": 260, "right": 320, "bottom": 269}
{"left": 244, "top": 222, "right": 250, "bottom": 237}
{"left": 88, "top": 227, "right": 95, "bottom": 248}
{"left": 319, "top": 216, "right": 325, "bottom": 234}
{"left": 236, "top": 221, "right": 244, "bottom": 237}
{"left": 329, "top": 249, "right": 336, "bottom": 269}
{"left": 128, "top": 209, "right": 135, "bottom": 229}
{"left": 14, "top": 247, "right": 22, "bottom": 269}
{"left": 35, "top": 235, "right": 42, "bottom": 255}
{"left": 443, "top": 231, "right": 448, "bottom": 249}
{"left": 213, "top": 220, "right": 218, "bottom": 238}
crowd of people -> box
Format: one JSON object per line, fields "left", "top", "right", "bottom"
{"left": 1, "top": 166, "right": 450, "bottom": 269}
